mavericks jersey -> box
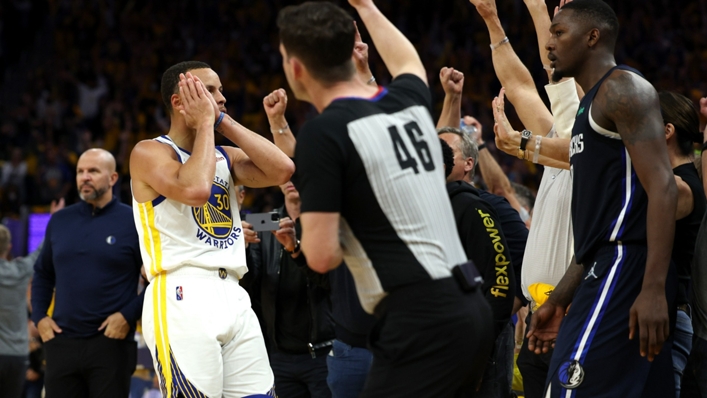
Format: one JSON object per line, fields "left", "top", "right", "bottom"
{"left": 132, "top": 136, "right": 246, "bottom": 281}
{"left": 570, "top": 65, "right": 648, "bottom": 264}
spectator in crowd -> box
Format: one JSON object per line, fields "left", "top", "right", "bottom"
{"left": 0, "top": 199, "right": 62, "bottom": 398}
{"left": 437, "top": 66, "right": 528, "bottom": 313}
{"left": 440, "top": 134, "right": 516, "bottom": 398}
{"left": 260, "top": 73, "right": 378, "bottom": 398}
{"left": 680, "top": 97, "right": 707, "bottom": 397}
{"left": 31, "top": 149, "right": 144, "bottom": 398}
{"left": 655, "top": 91, "right": 706, "bottom": 397}
{"left": 242, "top": 179, "right": 335, "bottom": 398}
{"left": 241, "top": 85, "right": 334, "bottom": 398}
{"left": 468, "top": 0, "right": 578, "bottom": 395}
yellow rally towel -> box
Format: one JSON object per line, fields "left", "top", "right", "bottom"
{"left": 529, "top": 282, "right": 555, "bottom": 312}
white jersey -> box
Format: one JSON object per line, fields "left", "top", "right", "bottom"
{"left": 132, "top": 135, "right": 247, "bottom": 281}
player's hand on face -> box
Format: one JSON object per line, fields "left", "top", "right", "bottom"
{"left": 629, "top": 289, "right": 669, "bottom": 362}
{"left": 272, "top": 217, "right": 297, "bottom": 252}
{"left": 99, "top": 312, "right": 130, "bottom": 339}
{"left": 440, "top": 67, "right": 464, "bottom": 97}
{"left": 177, "top": 72, "right": 215, "bottom": 129}
{"left": 700, "top": 97, "right": 707, "bottom": 118}
{"left": 37, "top": 316, "right": 62, "bottom": 343}
{"left": 241, "top": 221, "right": 261, "bottom": 246}
{"left": 190, "top": 74, "right": 221, "bottom": 124}
{"left": 526, "top": 301, "right": 565, "bottom": 354}
{"left": 263, "top": 89, "right": 288, "bottom": 122}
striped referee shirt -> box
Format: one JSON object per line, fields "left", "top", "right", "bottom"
{"left": 294, "top": 74, "right": 467, "bottom": 314}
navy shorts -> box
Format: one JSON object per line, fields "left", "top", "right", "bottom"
{"left": 545, "top": 243, "right": 676, "bottom": 398}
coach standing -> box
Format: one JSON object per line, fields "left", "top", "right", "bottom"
{"left": 31, "top": 148, "right": 144, "bottom": 398}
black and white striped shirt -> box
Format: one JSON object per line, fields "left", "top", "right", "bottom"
{"left": 295, "top": 74, "right": 467, "bottom": 313}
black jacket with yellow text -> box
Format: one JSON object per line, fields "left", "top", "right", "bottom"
{"left": 447, "top": 181, "right": 516, "bottom": 338}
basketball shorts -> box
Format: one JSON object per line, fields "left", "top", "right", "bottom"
{"left": 142, "top": 266, "right": 275, "bottom": 398}
{"left": 545, "top": 243, "right": 676, "bottom": 398}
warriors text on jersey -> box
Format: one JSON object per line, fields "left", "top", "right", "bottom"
{"left": 132, "top": 136, "right": 246, "bottom": 281}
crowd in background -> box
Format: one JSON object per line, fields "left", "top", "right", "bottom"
{"left": 1, "top": 0, "right": 705, "bottom": 248}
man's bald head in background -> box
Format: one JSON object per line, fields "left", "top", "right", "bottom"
{"left": 76, "top": 148, "right": 119, "bottom": 207}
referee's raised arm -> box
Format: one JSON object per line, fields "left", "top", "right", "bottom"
{"left": 349, "top": 0, "right": 427, "bottom": 85}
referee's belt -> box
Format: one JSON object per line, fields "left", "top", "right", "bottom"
{"left": 308, "top": 340, "right": 334, "bottom": 358}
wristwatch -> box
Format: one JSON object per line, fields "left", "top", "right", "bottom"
{"left": 286, "top": 239, "right": 301, "bottom": 254}
{"left": 518, "top": 129, "right": 532, "bottom": 160}
{"left": 520, "top": 129, "right": 532, "bottom": 151}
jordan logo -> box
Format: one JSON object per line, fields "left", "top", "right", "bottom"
{"left": 585, "top": 262, "right": 598, "bottom": 280}
{"left": 577, "top": 106, "right": 585, "bottom": 116}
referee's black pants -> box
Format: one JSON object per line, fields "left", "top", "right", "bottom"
{"left": 44, "top": 333, "right": 137, "bottom": 398}
{"left": 361, "top": 277, "right": 493, "bottom": 398}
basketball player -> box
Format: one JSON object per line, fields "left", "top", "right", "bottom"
{"left": 278, "top": 1, "right": 492, "bottom": 397}
{"left": 129, "top": 61, "right": 294, "bottom": 397}
{"left": 525, "top": 1, "right": 678, "bottom": 397}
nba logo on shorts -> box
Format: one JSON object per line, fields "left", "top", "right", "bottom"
{"left": 176, "top": 286, "right": 183, "bottom": 301}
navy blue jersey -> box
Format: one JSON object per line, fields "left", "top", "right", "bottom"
{"left": 570, "top": 65, "right": 649, "bottom": 264}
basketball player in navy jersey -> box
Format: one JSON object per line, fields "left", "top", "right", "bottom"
{"left": 525, "top": 0, "right": 678, "bottom": 397}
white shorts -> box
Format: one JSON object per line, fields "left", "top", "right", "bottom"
{"left": 142, "top": 266, "right": 274, "bottom": 397}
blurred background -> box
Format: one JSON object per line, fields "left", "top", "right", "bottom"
{"left": 0, "top": 0, "right": 705, "bottom": 257}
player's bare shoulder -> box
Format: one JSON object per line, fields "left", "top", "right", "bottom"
{"left": 594, "top": 69, "right": 660, "bottom": 141}
{"left": 129, "top": 139, "right": 182, "bottom": 202}
{"left": 130, "top": 139, "right": 180, "bottom": 178}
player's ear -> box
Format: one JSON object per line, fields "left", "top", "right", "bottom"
{"left": 171, "top": 93, "right": 182, "bottom": 114}
{"left": 587, "top": 28, "right": 600, "bottom": 48}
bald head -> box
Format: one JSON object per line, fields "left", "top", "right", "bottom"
{"left": 78, "top": 148, "right": 117, "bottom": 173}
{"left": 77, "top": 148, "right": 118, "bottom": 207}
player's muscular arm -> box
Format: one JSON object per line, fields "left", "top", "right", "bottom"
{"left": 350, "top": 0, "right": 426, "bottom": 84}
{"left": 300, "top": 212, "right": 343, "bottom": 273}
{"left": 597, "top": 71, "right": 677, "bottom": 362}
{"left": 131, "top": 75, "right": 216, "bottom": 206}
{"left": 216, "top": 117, "right": 295, "bottom": 188}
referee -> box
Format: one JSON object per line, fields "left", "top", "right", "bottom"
{"left": 277, "top": 1, "right": 492, "bottom": 397}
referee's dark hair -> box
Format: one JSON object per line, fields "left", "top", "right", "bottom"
{"left": 561, "top": 0, "right": 619, "bottom": 51}
{"left": 659, "top": 91, "right": 701, "bottom": 156}
{"left": 161, "top": 61, "right": 211, "bottom": 115}
{"left": 278, "top": 2, "right": 356, "bottom": 84}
